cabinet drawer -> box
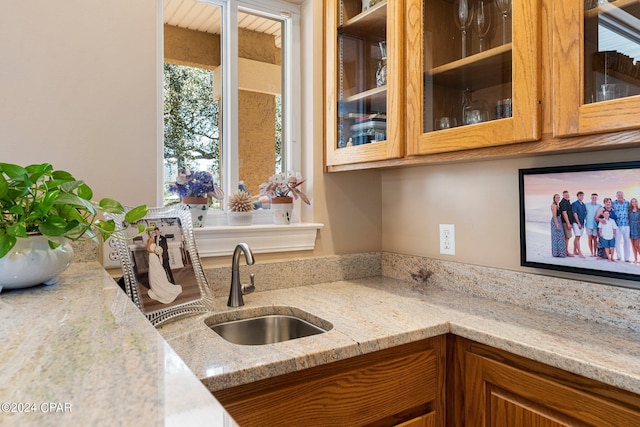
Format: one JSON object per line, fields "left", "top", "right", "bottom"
{"left": 214, "top": 337, "right": 445, "bottom": 426}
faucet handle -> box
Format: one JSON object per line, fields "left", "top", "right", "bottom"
{"left": 242, "top": 273, "right": 255, "bottom": 295}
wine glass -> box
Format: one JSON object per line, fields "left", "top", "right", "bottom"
{"left": 454, "top": 0, "right": 473, "bottom": 58}
{"left": 472, "top": 0, "right": 492, "bottom": 53}
{"left": 495, "top": 0, "right": 512, "bottom": 45}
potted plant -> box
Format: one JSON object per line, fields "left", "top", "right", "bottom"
{"left": 259, "top": 171, "right": 310, "bottom": 224}
{"left": 167, "top": 170, "right": 224, "bottom": 227}
{"left": 227, "top": 190, "right": 254, "bottom": 226}
{"left": 0, "top": 162, "right": 148, "bottom": 290}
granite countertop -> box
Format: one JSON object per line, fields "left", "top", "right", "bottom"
{"left": 158, "top": 276, "right": 640, "bottom": 396}
{"left": 0, "top": 263, "right": 236, "bottom": 427}
{"left": 3, "top": 262, "right": 639, "bottom": 426}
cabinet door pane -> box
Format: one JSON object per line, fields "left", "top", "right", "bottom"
{"left": 584, "top": 1, "right": 640, "bottom": 105}
{"left": 326, "top": 0, "right": 403, "bottom": 167}
{"left": 424, "top": 0, "right": 512, "bottom": 134}
{"left": 554, "top": 0, "right": 640, "bottom": 137}
{"left": 406, "top": 0, "right": 540, "bottom": 156}
{"left": 338, "top": 1, "right": 388, "bottom": 149}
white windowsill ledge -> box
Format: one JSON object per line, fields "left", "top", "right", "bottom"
{"left": 193, "top": 223, "right": 324, "bottom": 257}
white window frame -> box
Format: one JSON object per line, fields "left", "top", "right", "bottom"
{"left": 158, "top": 0, "right": 321, "bottom": 257}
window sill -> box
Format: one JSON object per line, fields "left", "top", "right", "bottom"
{"left": 193, "top": 223, "right": 324, "bottom": 257}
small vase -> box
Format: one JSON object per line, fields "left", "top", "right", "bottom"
{"left": 0, "top": 235, "right": 74, "bottom": 291}
{"left": 227, "top": 211, "right": 253, "bottom": 226}
{"left": 182, "top": 196, "right": 209, "bottom": 227}
{"left": 271, "top": 196, "right": 293, "bottom": 225}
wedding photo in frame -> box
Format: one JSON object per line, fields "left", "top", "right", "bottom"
{"left": 519, "top": 161, "right": 640, "bottom": 287}
{"left": 107, "top": 205, "right": 213, "bottom": 325}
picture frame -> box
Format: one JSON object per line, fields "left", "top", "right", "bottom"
{"left": 519, "top": 160, "right": 640, "bottom": 287}
{"left": 107, "top": 204, "right": 214, "bottom": 325}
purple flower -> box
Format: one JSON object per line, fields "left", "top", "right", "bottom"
{"left": 167, "top": 170, "right": 224, "bottom": 199}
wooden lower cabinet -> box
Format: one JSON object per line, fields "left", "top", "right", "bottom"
{"left": 449, "top": 336, "right": 640, "bottom": 427}
{"left": 213, "top": 336, "right": 445, "bottom": 427}
{"left": 214, "top": 334, "right": 640, "bottom": 426}
{"left": 394, "top": 412, "right": 435, "bottom": 427}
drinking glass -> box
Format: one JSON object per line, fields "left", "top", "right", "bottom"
{"left": 454, "top": 0, "right": 473, "bottom": 58}
{"left": 495, "top": 0, "right": 512, "bottom": 45}
{"left": 472, "top": 0, "right": 492, "bottom": 53}
{"left": 435, "top": 117, "right": 458, "bottom": 130}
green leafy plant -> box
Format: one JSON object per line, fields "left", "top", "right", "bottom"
{"left": 0, "top": 162, "right": 148, "bottom": 259}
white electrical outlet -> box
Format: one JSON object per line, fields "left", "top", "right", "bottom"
{"left": 439, "top": 224, "right": 455, "bottom": 255}
{"left": 102, "top": 237, "right": 122, "bottom": 269}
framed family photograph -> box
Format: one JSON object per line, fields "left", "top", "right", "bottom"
{"left": 107, "top": 204, "right": 214, "bottom": 325}
{"left": 519, "top": 161, "right": 640, "bottom": 287}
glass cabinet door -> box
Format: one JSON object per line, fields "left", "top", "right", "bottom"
{"left": 406, "top": 0, "right": 540, "bottom": 156}
{"left": 325, "top": 0, "right": 403, "bottom": 167}
{"left": 553, "top": 0, "right": 640, "bottom": 137}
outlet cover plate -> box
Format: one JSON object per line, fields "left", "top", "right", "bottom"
{"left": 439, "top": 224, "right": 455, "bottom": 255}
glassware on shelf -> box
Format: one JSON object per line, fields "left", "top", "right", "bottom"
{"left": 472, "top": 0, "right": 492, "bottom": 53}
{"left": 462, "top": 89, "right": 491, "bottom": 125}
{"left": 376, "top": 41, "right": 387, "bottom": 87}
{"left": 454, "top": 0, "right": 473, "bottom": 58}
{"left": 495, "top": 0, "right": 512, "bottom": 45}
{"left": 435, "top": 116, "right": 458, "bottom": 130}
{"left": 494, "top": 98, "right": 512, "bottom": 119}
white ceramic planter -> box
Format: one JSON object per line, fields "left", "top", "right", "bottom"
{"left": 0, "top": 235, "right": 74, "bottom": 291}
{"left": 271, "top": 197, "right": 293, "bottom": 225}
{"left": 182, "top": 197, "right": 209, "bottom": 227}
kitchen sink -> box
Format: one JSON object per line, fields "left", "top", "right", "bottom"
{"left": 205, "top": 307, "right": 332, "bottom": 345}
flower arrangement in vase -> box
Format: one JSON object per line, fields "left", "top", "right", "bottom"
{"left": 167, "top": 170, "right": 224, "bottom": 203}
{"left": 167, "top": 170, "right": 224, "bottom": 227}
{"left": 259, "top": 171, "right": 310, "bottom": 224}
{"left": 227, "top": 190, "right": 254, "bottom": 226}
{"left": 259, "top": 171, "right": 310, "bottom": 204}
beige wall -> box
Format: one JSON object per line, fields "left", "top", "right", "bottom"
{"left": 306, "top": 0, "right": 382, "bottom": 257}
{"left": 238, "top": 90, "right": 276, "bottom": 195}
{"left": 164, "top": 24, "right": 220, "bottom": 69}
{"left": 0, "top": 0, "right": 382, "bottom": 262}
{"left": 0, "top": 1, "right": 160, "bottom": 207}
{"left": 381, "top": 147, "right": 640, "bottom": 283}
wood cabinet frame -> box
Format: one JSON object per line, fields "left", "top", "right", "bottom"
{"left": 552, "top": 0, "right": 640, "bottom": 137}
{"left": 405, "top": 0, "right": 542, "bottom": 156}
{"left": 325, "top": 0, "right": 404, "bottom": 167}
{"left": 448, "top": 336, "right": 640, "bottom": 427}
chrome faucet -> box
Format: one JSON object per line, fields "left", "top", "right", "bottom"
{"left": 227, "top": 243, "right": 255, "bottom": 307}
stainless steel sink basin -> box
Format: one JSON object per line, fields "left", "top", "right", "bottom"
{"left": 205, "top": 307, "right": 332, "bottom": 345}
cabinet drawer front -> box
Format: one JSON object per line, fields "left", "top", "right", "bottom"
{"left": 216, "top": 339, "right": 442, "bottom": 427}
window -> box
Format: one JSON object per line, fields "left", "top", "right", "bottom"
{"left": 162, "top": 0, "right": 300, "bottom": 211}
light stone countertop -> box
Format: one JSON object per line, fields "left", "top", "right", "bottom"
{"left": 3, "top": 262, "right": 639, "bottom": 427}
{"left": 158, "top": 276, "right": 640, "bottom": 397}
{"left": 0, "top": 262, "right": 236, "bottom": 427}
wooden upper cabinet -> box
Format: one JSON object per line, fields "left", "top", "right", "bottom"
{"left": 405, "top": 0, "right": 541, "bottom": 156}
{"left": 553, "top": 0, "right": 640, "bottom": 137}
{"left": 325, "top": 0, "right": 404, "bottom": 167}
